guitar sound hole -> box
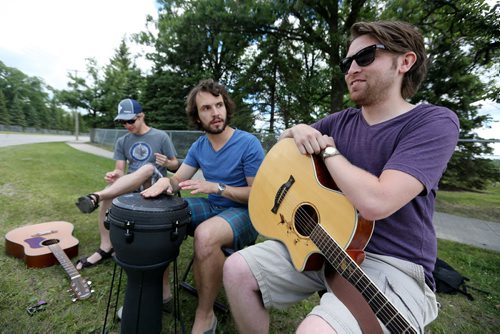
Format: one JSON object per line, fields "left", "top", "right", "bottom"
{"left": 295, "top": 204, "right": 318, "bottom": 237}
{"left": 41, "top": 239, "right": 60, "bottom": 246}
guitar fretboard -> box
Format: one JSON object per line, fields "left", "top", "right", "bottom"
{"left": 48, "top": 244, "right": 80, "bottom": 279}
{"left": 311, "top": 225, "right": 417, "bottom": 334}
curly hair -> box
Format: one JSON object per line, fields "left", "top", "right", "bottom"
{"left": 349, "top": 21, "right": 428, "bottom": 99}
{"left": 185, "top": 79, "right": 235, "bottom": 129}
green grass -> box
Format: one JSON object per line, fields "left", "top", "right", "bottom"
{"left": 0, "top": 142, "right": 498, "bottom": 333}
{"left": 436, "top": 186, "right": 500, "bottom": 223}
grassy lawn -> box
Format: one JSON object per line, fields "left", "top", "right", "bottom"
{"left": 0, "top": 142, "right": 498, "bottom": 333}
{"left": 436, "top": 186, "right": 500, "bottom": 223}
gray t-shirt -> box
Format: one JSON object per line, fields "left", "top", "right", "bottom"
{"left": 312, "top": 103, "right": 460, "bottom": 289}
{"left": 113, "top": 128, "right": 177, "bottom": 175}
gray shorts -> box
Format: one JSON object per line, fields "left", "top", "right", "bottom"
{"left": 238, "top": 240, "right": 438, "bottom": 333}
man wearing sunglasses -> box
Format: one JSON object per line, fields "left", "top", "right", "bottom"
{"left": 74, "top": 98, "right": 180, "bottom": 271}
{"left": 224, "top": 21, "right": 459, "bottom": 333}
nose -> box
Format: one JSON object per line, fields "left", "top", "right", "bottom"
{"left": 346, "top": 61, "right": 361, "bottom": 75}
{"left": 211, "top": 105, "right": 221, "bottom": 116}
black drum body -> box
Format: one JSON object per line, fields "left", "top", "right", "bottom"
{"left": 107, "top": 193, "right": 190, "bottom": 269}
{"left": 106, "top": 193, "right": 190, "bottom": 334}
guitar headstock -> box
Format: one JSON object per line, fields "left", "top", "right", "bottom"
{"left": 69, "top": 277, "right": 93, "bottom": 302}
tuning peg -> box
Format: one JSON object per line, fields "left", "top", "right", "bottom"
{"left": 72, "top": 297, "right": 78, "bottom": 302}
{"left": 87, "top": 280, "right": 92, "bottom": 286}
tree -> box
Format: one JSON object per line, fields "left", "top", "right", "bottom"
{"left": 0, "top": 90, "right": 10, "bottom": 125}
{"left": 138, "top": 0, "right": 265, "bottom": 130}
{"left": 99, "top": 39, "right": 145, "bottom": 128}
{"left": 9, "top": 94, "right": 27, "bottom": 128}
{"left": 0, "top": 60, "right": 68, "bottom": 131}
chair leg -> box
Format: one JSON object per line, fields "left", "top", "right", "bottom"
{"left": 179, "top": 257, "right": 197, "bottom": 297}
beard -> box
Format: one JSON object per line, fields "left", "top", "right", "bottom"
{"left": 349, "top": 78, "right": 392, "bottom": 106}
{"left": 200, "top": 117, "right": 227, "bottom": 134}
{"left": 349, "top": 58, "right": 398, "bottom": 106}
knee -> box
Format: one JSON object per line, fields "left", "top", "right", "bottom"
{"left": 223, "top": 253, "right": 250, "bottom": 287}
{"left": 297, "top": 315, "right": 335, "bottom": 333}
{"left": 137, "top": 163, "right": 155, "bottom": 177}
{"left": 192, "top": 227, "right": 214, "bottom": 259}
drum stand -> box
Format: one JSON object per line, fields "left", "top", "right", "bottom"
{"left": 101, "top": 258, "right": 184, "bottom": 334}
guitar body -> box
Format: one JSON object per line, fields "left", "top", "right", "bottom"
{"left": 249, "top": 138, "right": 373, "bottom": 271}
{"left": 5, "top": 221, "right": 79, "bottom": 268}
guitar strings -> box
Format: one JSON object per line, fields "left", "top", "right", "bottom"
{"left": 274, "top": 197, "right": 416, "bottom": 333}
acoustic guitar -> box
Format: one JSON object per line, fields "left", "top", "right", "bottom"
{"left": 249, "top": 138, "right": 417, "bottom": 333}
{"left": 5, "top": 221, "right": 92, "bottom": 301}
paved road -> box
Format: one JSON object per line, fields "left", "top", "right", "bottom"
{"left": 2, "top": 133, "right": 498, "bottom": 252}
{"left": 0, "top": 133, "right": 90, "bottom": 147}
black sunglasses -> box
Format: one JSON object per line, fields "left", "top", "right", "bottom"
{"left": 117, "top": 117, "right": 139, "bottom": 125}
{"left": 339, "top": 44, "right": 386, "bottom": 74}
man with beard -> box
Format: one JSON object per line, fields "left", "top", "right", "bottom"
{"left": 223, "top": 21, "right": 459, "bottom": 333}
{"left": 142, "top": 79, "right": 265, "bottom": 334}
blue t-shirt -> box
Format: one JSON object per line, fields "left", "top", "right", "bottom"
{"left": 114, "top": 128, "right": 177, "bottom": 175}
{"left": 183, "top": 129, "right": 265, "bottom": 208}
{"left": 312, "top": 103, "right": 459, "bottom": 288}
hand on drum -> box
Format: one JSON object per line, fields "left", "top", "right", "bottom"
{"left": 141, "top": 177, "right": 173, "bottom": 197}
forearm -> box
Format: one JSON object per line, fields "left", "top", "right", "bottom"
{"left": 324, "top": 155, "right": 384, "bottom": 219}
{"left": 219, "top": 185, "right": 251, "bottom": 204}
{"left": 323, "top": 155, "right": 423, "bottom": 220}
{"left": 165, "top": 158, "right": 180, "bottom": 172}
{"left": 168, "top": 175, "right": 181, "bottom": 193}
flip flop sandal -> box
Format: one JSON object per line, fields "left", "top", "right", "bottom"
{"left": 75, "top": 193, "right": 100, "bottom": 213}
{"left": 202, "top": 315, "right": 217, "bottom": 334}
{"left": 76, "top": 248, "right": 114, "bottom": 270}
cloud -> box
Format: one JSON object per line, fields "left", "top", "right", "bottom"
{"left": 0, "top": 0, "right": 158, "bottom": 89}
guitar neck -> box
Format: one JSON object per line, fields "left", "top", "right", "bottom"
{"left": 47, "top": 243, "right": 91, "bottom": 300}
{"left": 47, "top": 244, "right": 81, "bottom": 279}
{"left": 311, "top": 225, "right": 417, "bottom": 334}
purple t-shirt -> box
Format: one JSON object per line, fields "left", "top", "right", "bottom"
{"left": 312, "top": 103, "right": 459, "bottom": 288}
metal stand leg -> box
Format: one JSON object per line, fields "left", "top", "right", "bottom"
{"left": 102, "top": 260, "right": 124, "bottom": 333}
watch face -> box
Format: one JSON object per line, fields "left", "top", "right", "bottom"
{"left": 325, "top": 147, "right": 336, "bottom": 154}
{"left": 322, "top": 146, "right": 338, "bottom": 159}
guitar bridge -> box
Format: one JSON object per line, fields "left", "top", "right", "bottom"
{"left": 271, "top": 175, "right": 295, "bottom": 213}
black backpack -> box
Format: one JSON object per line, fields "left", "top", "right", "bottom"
{"left": 432, "top": 258, "right": 475, "bottom": 300}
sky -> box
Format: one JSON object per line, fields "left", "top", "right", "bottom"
{"left": 0, "top": 0, "right": 158, "bottom": 90}
{"left": 0, "top": 0, "right": 498, "bottom": 156}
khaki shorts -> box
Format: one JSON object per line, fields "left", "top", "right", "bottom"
{"left": 238, "top": 240, "right": 438, "bottom": 333}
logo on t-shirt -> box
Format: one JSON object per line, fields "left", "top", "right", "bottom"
{"left": 129, "top": 142, "right": 152, "bottom": 162}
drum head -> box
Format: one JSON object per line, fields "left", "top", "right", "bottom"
{"left": 112, "top": 193, "right": 187, "bottom": 213}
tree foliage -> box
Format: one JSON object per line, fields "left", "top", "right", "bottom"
{"left": 1, "top": 0, "right": 498, "bottom": 189}
{"left": 0, "top": 60, "right": 72, "bottom": 132}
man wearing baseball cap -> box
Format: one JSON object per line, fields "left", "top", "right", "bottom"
{"left": 114, "top": 98, "right": 143, "bottom": 121}
{"left": 75, "top": 98, "right": 180, "bottom": 275}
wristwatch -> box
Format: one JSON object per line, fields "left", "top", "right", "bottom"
{"left": 217, "top": 183, "right": 226, "bottom": 195}
{"left": 321, "top": 146, "right": 341, "bottom": 160}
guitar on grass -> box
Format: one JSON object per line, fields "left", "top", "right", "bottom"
{"left": 5, "top": 221, "right": 92, "bottom": 301}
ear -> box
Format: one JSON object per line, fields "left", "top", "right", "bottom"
{"left": 399, "top": 51, "right": 417, "bottom": 74}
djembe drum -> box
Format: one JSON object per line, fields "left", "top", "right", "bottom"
{"left": 106, "top": 193, "right": 190, "bottom": 334}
